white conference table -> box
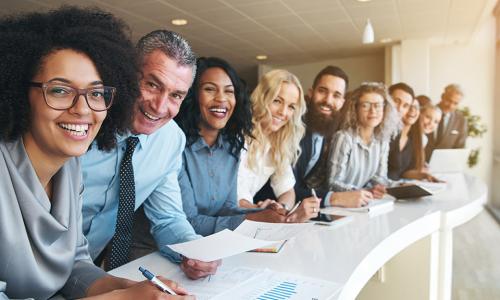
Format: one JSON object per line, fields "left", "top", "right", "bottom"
{"left": 111, "top": 173, "right": 487, "bottom": 300}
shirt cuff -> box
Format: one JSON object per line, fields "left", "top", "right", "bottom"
{"left": 323, "top": 191, "right": 333, "bottom": 207}
{"left": 61, "top": 260, "right": 107, "bottom": 299}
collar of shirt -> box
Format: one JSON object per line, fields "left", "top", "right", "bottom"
{"left": 116, "top": 131, "right": 149, "bottom": 150}
{"left": 353, "top": 131, "right": 374, "bottom": 151}
{"left": 189, "top": 133, "right": 226, "bottom": 153}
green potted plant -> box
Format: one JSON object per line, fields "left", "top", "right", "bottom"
{"left": 458, "top": 106, "right": 487, "bottom": 167}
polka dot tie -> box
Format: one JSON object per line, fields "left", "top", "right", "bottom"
{"left": 106, "top": 136, "right": 139, "bottom": 270}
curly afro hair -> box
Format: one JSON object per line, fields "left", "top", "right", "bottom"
{"left": 0, "top": 6, "right": 140, "bottom": 151}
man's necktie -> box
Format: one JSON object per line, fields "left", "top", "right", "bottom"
{"left": 106, "top": 136, "right": 139, "bottom": 270}
{"left": 437, "top": 118, "right": 445, "bottom": 141}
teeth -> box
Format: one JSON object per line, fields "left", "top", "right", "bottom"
{"left": 59, "top": 123, "right": 89, "bottom": 133}
{"left": 209, "top": 108, "right": 227, "bottom": 113}
{"left": 143, "top": 110, "right": 160, "bottom": 121}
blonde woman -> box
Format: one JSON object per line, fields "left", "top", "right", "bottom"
{"left": 420, "top": 104, "right": 443, "bottom": 148}
{"left": 325, "top": 83, "right": 399, "bottom": 199}
{"left": 237, "top": 70, "right": 319, "bottom": 222}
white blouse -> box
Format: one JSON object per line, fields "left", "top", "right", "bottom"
{"left": 237, "top": 144, "right": 295, "bottom": 202}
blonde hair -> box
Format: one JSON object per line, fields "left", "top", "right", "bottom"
{"left": 246, "top": 69, "right": 306, "bottom": 175}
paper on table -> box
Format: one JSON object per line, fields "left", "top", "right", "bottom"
{"left": 212, "top": 269, "right": 342, "bottom": 300}
{"left": 164, "top": 266, "right": 262, "bottom": 300}
{"left": 166, "top": 229, "right": 281, "bottom": 262}
{"left": 321, "top": 198, "right": 394, "bottom": 216}
{"left": 234, "top": 220, "right": 314, "bottom": 240}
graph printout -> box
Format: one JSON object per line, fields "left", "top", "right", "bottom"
{"left": 213, "top": 269, "right": 341, "bottom": 300}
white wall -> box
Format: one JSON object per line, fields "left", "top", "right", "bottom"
{"left": 261, "top": 52, "right": 385, "bottom": 92}
{"left": 428, "top": 16, "right": 496, "bottom": 187}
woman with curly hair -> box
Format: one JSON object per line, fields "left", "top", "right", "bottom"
{"left": 0, "top": 6, "right": 190, "bottom": 300}
{"left": 325, "top": 83, "right": 399, "bottom": 199}
{"left": 237, "top": 69, "right": 320, "bottom": 223}
{"left": 175, "top": 57, "right": 289, "bottom": 236}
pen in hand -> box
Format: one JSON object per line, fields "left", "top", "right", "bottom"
{"left": 286, "top": 200, "right": 301, "bottom": 216}
{"left": 139, "top": 266, "right": 177, "bottom": 295}
{"left": 311, "top": 188, "right": 318, "bottom": 199}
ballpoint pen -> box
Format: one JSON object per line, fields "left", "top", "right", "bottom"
{"left": 286, "top": 200, "right": 302, "bottom": 216}
{"left": 311, "top": 188, "right": 318, "bottom": 199}
{"left": 139, "top": 266, "right": 177, "bottom": 295}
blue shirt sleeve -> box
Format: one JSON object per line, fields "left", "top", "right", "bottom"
{"left": 142, "top": 134, "right": 200, "bottom": 263}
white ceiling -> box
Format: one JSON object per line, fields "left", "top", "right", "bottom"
{"left": 0, "top": 0, "right": 494, "bottom": 75}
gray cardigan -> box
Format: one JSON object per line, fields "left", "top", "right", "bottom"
{"left": 0, "top": 138, "right": 106, "bottom": 299}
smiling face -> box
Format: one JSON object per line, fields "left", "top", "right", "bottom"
{"left": 420, "top": 107, "right": 442, "bottom": 134}
{"left": 391, "top": 89, "right": 414, "bottom": 117}
{"left": 132, "top": 49, "right": 193, "bottom": 135}
{"left": 357, "top": 92, "right": 385, "bottom": 129}
{"left": 308, "top": 74, "right": 346, "bottom": 118}
{"left": 263, "top": 82, "right": 299, "bottom": 133}
{"left": 402, "top": 100, "right": 420, "bottom": 126}
{"left": 24, "top": 49, "right": 107, "bottom": 160}
{"left": 198, "top": 67, "right": 236, "bottom": 134}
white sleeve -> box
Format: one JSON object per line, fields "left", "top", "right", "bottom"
{"left": 270, "top": 164, "right": 296, "bottom": 198}
{"left": 237, "top": 149, "right": 256, "bottom": 202}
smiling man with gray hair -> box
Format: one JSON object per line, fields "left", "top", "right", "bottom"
{"left": 81, "top": 30, "right": 221, "bottom": 279}
{"left": 425, "top": 83, "right": 468, "bottom": 160}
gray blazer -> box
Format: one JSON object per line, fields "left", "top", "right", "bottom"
{"left": 425, "top": 110, "right": 468, "bottom": 161}
{"left": 0, "top": 139, "right": 106, "bottom": 299}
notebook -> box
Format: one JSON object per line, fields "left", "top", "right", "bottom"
{"left": 386, "top": 184, "right": 433, "bottom": 199}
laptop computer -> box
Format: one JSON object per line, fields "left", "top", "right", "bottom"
{"left": 428, "top": 148, "right": 470, "bottom": 173}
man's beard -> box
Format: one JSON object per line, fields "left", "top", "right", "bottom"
{"left": 304, "top": 100, "right": 340, "bottom": 136}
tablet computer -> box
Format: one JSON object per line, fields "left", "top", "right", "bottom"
{"left": 429, "top": 148, "right": 469, "bottom": 173}
{"left": 386, "top": 185, "right": 432, "bottom": 199}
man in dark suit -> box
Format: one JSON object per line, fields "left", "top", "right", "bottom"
{"left": 294, "top": 66, "right": 373, "bottom": 208}
{"left": 425, "top": 84, "right": 468, "bottom": 161}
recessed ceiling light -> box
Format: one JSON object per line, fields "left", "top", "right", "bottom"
{"left": 357, "top": 0, "right": 372, "bottom": 2}
{"left": 171, "top": 19, "right": 188, "bottom": 26}
{"left": 256, "top": 55, "right": 268, "bottom": 60}
{"left": 380, "top": 38, "right": 393, "bottom": 43}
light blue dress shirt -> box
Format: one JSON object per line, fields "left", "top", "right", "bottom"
{"left": 81, "top": 121, "right": 200, "bottom": 262}
{"left": 180, "top": 135, "right": 246, "bottom": 237}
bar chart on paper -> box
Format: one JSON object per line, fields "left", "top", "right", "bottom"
{"left": 256, "top": 281, "right": 298, "bottom": 299}
{"left": 213, "top": 269, "right": 341, "bottom": 300}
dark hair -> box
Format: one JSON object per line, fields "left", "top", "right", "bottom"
{"left": 175, "top": 57, "right": 252, "bottom": 156}
{"left": 388, "top": 82, "right": 415, "bottom": 99}
{"left": 408, "top": 117, "right": 424, "bottom": 170}
{"left": 0, "top": 6, "right": 139, "bottom": 150}
{"left": 312, "top": 65, "right": 349, "bottom": 92}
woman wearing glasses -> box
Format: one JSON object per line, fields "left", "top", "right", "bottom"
{"left": 324, "top": 84, "right": 399, "bottom": 200}
{"left": 0, "top": 6, "right": 190, "bottom": 300}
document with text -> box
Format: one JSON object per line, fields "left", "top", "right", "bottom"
{"left": 166, "top": 229, "right": 281, "bottom": 262}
